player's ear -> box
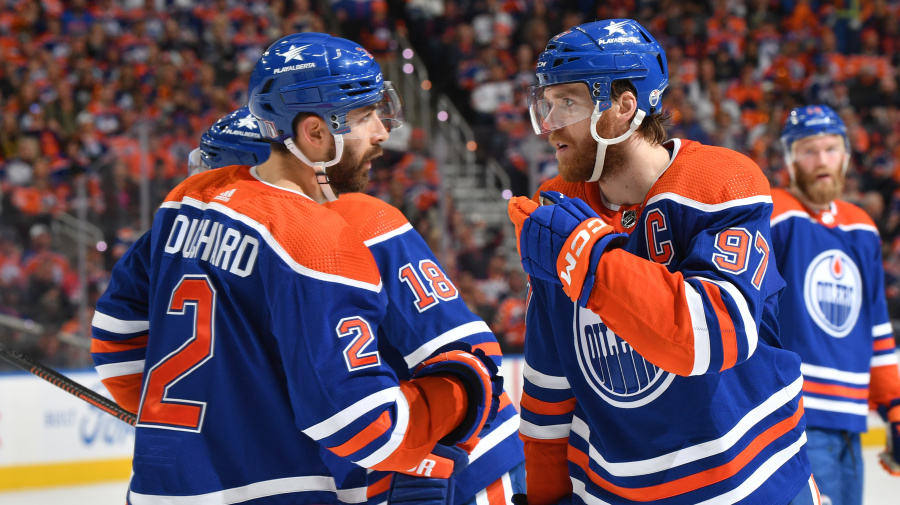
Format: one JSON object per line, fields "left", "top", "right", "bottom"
{"left": 615, "top": 90, "right": 638, "bottom": 127}
{"left": 295, "top": 115, "right": 330, "bottom": 152}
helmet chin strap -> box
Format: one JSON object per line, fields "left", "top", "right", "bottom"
{"left": 283, "top": 135, "right": 345, "bottom": 202}
{"left": 587, "top": 106, "right": 646, "bottom": 183}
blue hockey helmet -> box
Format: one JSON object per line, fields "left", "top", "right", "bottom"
{"left": 192, "top": 107, "right": 271, "bottom": 174}
{"left": 529, "top": 19, "right": 668, "bottom": 181}
{"left": 247, "top": 32, "right": 402, "bottom": 144}
{"left": 780, "top": 105, "right": 848, "bottom": 155}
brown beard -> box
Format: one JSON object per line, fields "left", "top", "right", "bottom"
{"left": 549, "top": 114, "right": 629, "bottom": 183}
{"left": 326, "top": 143, "right": 383, "bottom": 194}
{"left": 793, "top": 165, "right": 845, "bottom": 206}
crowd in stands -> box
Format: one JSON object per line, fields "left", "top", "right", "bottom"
{"left": 2, "top": 0, "right": 900, "bottom": 366}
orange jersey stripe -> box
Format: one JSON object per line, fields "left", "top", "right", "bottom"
{"left": 329, "top": 410, "right": 392, "bottom": 458}
{"left": 523, "top": 438, "right": 571, "bottom": 505}
{"left": 874, "top": 338, "right": 896, "bottom": 352}
{"left": 474, "top": 341, "right": 501, "bottom": 357}
{"left": 91, "top": 335, "right": 148, "bottom": 354}
{"left": 569, "top": 404, "right": 805, "bottom": 501}
{"left": 520, "top": 392, "right": 577, "bottom": 416}
{"left": 367, "top": 474, "right": 392, "bottom": 498}
{"left": 101, "top": 374, "right": 143, "bottom": 414}
{"left": 802, "top": 380, "right": 868, "bottom": 400}
{"left": 700, "top": 282, "right": 738, "bottom": 371}
{"left": 485, "top": 476, "right": 506, "bottom": 505}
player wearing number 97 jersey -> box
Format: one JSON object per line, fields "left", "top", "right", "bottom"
{"left": 510, "top": 19, "right": 813, "bottom": 505}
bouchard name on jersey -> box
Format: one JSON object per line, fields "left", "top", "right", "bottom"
{"left": 91, "top": 165, "right": 462, "bottom": 505}
{"left": 521, "top": 139, "right": 810, "bottom": 505}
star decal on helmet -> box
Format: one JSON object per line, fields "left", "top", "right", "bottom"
{"left": 235, "top": 114, "right": 258, "bottom": 130}
{"left": 280, "top": 44, "right": 312, "bottom": 62}
{"left": 604, "top": 20, "right": 630, "bottom": 36}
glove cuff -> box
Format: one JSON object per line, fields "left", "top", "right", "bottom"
{"left": 555, "top": 217, "right": 626, "bottom": 303}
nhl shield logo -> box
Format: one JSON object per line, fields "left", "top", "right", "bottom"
{"left": 574, "top": 306, "right": 673, "bottom": 407}
{"left": 803, "top": 249, "right": 862, "bottom": 338}
{"left": 621, "top": 210, "right": 637, "bottom": 228}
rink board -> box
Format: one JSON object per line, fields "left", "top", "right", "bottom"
{"left": 0, "top": 370, "right": 133, "bottom": 490}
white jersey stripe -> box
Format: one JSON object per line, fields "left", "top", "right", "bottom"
{"left": 523, "top": 362, "right": 571, "bottom": 389}
{"left": 96, "top": 360, "right": 145, "bottom": 380}
{"left": 872, "top": 354, "right": 899, "bottom": 367}
{"left": 354, "top": 390, "right": 410, "bottom": 467}
{"left": 161, "top": 198, "right": 383, "bottom": 293}
{"left": 803, "top": 396, "right": 869, "bottom": 416}
{"left": 709, "top": 278, "right": 759, "bottom": 357}
{"left": 568, "top": 377, "right": 802, "bottom": 477}
{"left": 303, "top": 387, "right": 401, "bottom": 440}
{"left": 403, "top": 321, "right": 493, "bottom": 368}
{"left": 128, "top": 475, "right": 366, "bottom": 505}
{"left": 646, "top": 193, "right": 772, "bottom": 213}
{"left": 519, "top": 419, "right": 571, "bottom": 440}
{"left": 92, "top": 310, "right": 149, "bottom": 334}
{"left": 468, "top": 413, "right": 520, "bottom": 463}
{"left": 800, "top": 363, "right": 870, "bottom": 385}
{"left": 364, "top": 223, "right": 413, "bottom": 246}
{"left": 685, "top": 281, "right": 711, "bottom": 376}
{"left": 771, "top": 210, "right": 810, "bottom": 228}
{"left": 873, "top": 322, "right": 893, "bottom": 337}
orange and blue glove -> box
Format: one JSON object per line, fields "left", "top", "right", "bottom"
{"left": 878, "top": 399, "right": 900, "bottom": 475}
{"left": 508, "top": 191, "right": 627, "bottom": 305}
{"left": 412, "top": 347, "right": 502, "bottom": 447}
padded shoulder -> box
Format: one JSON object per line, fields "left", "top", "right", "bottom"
{"left": 771, "top": 188, "right": 805, "bottom": 219}
{"left": 163, "top": 167, "right": 381, "bottom": 287}
{"left": 534, "top": 176, "right": 589, "bottom": 203}
{"left": 325, "top": 193, "right": 411, "bottom": 243}
{"left": 650, "top": 142, "right": 771, "bottom": 205}
{"left": 834, "top": 199, "right": 877, "bottom": 228}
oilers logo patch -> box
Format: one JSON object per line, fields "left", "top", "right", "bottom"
{"left": 574, "top": 305, "right": 674, "bottom": 407}
{"left": 803, "top": 249, "right": 862, "bottom": 338}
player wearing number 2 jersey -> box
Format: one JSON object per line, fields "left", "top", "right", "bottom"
{"left": 508, "top": 19, "right": 816, "bottom": 505}
{"left": 90, "top": 33, "right": 500, "bottom": 505}
{"left": 188, "top": 104, "right": 527, "bottom": 505}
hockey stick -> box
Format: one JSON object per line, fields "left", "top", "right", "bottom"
{"left": 0, "top": 342, "right": 136, "bottom": 426}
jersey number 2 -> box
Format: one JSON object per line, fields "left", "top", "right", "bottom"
{"left": 137, "top": 276, "right": 215, "bottom": 432}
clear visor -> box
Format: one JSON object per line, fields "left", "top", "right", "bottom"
{"left": 187, "top": 147, "right": 210, "bottom": 176}
{"left": 528, "top": 85, "right": 595, "bottom": 135}
{"left": 342, "top": 81, "right": 404, "bottom": 139}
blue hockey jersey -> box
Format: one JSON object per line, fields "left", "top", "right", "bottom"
{"left": 521, "top": 140, "right": 811, "bottom": 505}
{"left": 770, "top": 188, "right": 900, "bottom": 432}
{"left": 91, "top": 166, "right": 467, "bottom": 504}
{"left": 325, "top": 193, "right": 525, "bottom": 505}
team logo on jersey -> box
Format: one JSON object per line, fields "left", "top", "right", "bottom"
{"left": 803, "top": 249, "right": 862, "bottom": 338}
{"left": 574, "top": 306, "right": 674, "bottom": 407}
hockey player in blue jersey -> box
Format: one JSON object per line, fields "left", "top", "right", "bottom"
{"left": 771, "top": 105, "right": 900, "bottom": 505}
{"left": 506, "top": 19, "right": 819, "bottom": 505}
{"left": 91, "top": 33, "right": 501, "bottom": 505}
{"left": 189, "top": 104, "right": 526, "bottom": 505}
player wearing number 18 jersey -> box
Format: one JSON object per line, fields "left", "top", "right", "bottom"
{"left": 90, "top": 33, "right": 499, "bottom": 505}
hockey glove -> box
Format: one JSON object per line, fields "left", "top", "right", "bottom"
{"left": 412, "top": 348, "right": 502, "bottom": 447}
{"left": 877, "top": 399, "right": 900, "bottom": 475}
{"left": 516, "top": 191, "right": 627, "bottom": 305}
{"left": 388, "top": 444, "right": 469, "bottom": 505}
